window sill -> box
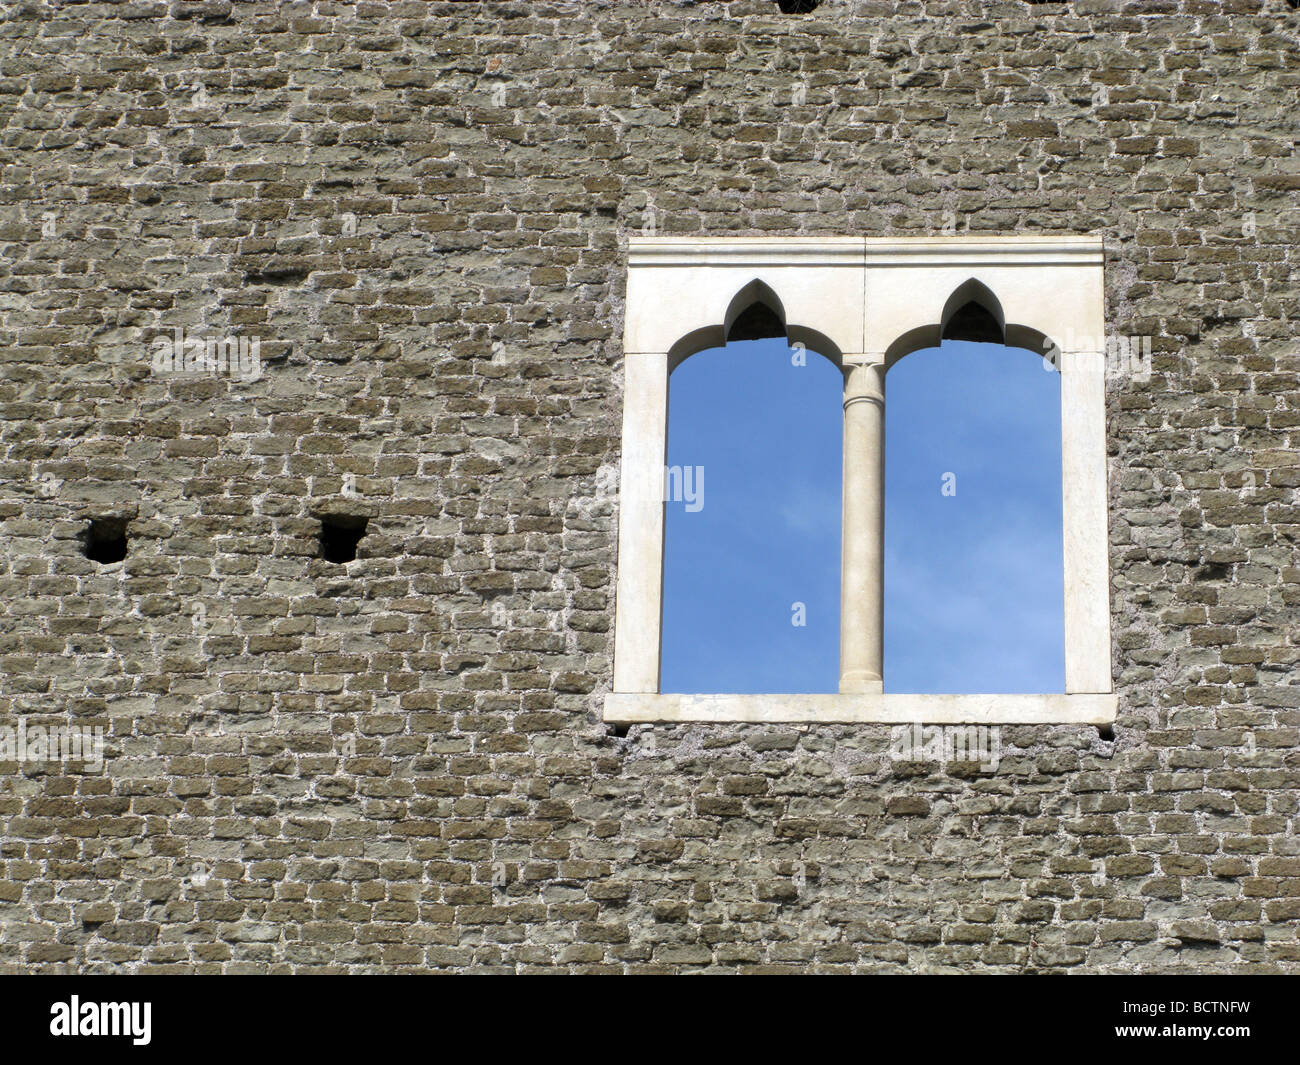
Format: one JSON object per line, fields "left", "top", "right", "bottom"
{"left": 603, "top": 692, "right": 1116, "bottom": 725}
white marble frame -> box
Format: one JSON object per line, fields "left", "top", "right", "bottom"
{"left": 606, "top": 236, "right": 1115, "bottom": 725}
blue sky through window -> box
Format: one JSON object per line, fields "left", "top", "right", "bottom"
{"left": 661, "top": 338, "right": 842, "bottom": 693}
{"left": 660, "top": 337, "right": 1064, "bottom": 694}
{"left": 884, "top": 340, "right": 1064, "bottom": 693}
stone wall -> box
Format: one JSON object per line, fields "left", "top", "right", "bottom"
{"left": 0, "top": 0, "right": 1296, "bottom": 972}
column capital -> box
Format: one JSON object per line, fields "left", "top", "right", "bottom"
{"left": 843, "top": 357, "right": 885, "bottom": 407}
{"left": 841, "top": 352, "right": 886, "bottom": 368}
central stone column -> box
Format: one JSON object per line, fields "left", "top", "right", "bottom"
{"left": 839, "top": 355, "right": 885, "bottom": 694}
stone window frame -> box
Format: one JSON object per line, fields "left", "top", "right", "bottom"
{"left": 605, "top": 235, "right": 1116, "bottom": 726}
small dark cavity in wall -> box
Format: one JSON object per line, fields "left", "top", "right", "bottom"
{"left": 776, "top": 0, "right": 821, "bottom": 12}
{"left": 319, "top": 515, "right": 368, "bottom": 563}
{"left": 83, "top": 517, "right": 128, "bottom": 564}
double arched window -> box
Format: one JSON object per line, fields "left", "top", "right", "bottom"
{"left": 608, "top": 236, "right": 1114, "bottom": 726}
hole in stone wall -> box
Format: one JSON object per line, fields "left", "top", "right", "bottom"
{"left": 1097, "top": 725, "right": 1115, "bottom": 742}
{"left": 319, "top": 515, "right": 368, "bottom": 563}
{"left": 83, "top": 517, "right": 128, "bottom": 564}
{"left": 775, "top": 0, "right": 822, "bottom": 11}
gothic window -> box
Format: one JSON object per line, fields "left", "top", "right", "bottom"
{"left": 607, "top": 236, "right": 1114, "bottom": 726}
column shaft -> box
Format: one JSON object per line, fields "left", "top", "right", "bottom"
{"left": 840, "top": 357, "right": 885, "bottom": 694}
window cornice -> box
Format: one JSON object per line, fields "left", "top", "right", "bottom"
{"left": 627, "top": 234, "right": 1104, "bottom": 268}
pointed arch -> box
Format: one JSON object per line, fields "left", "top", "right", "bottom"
{"left": 666, "top": 278, "right": 844, "bottom": 372}
{"left": 723, "top": 279, "right": 786, "bottom": 341}
{"left": 940, "top": 278, "right": 1006, "bottom": 345}
{"left": 884, "top": 278, "right": 1061, "bottom": 372}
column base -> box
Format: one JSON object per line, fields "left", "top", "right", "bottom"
{"left": 838, "top": 672, "right": 883, "bottom": 695}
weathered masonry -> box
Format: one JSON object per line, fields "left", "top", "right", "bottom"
{"left": 0, "top": 1, "right": 1297, "bottom": 973}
